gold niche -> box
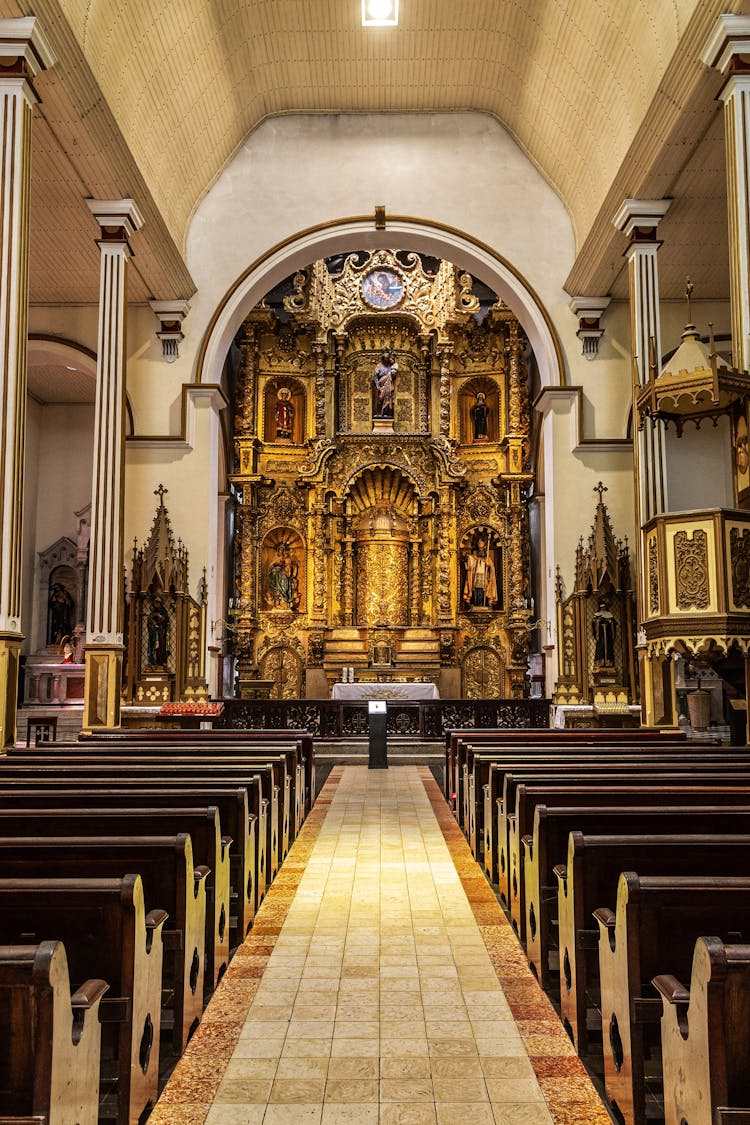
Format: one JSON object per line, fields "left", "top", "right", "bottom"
{"left": 354, "top": 505, "right": 410, "bottom": 627}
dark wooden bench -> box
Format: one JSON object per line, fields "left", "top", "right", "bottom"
{"left": 445, "top": 727, "right": 687, "bottom": 812}
{"left": 64, "top": 737, "right": 306, "bottom": 844}
{"left": 8, "top": 747, "right": 291, "bottom": 865}
{"left": 473, "top": 744, "right": 745, "bottom": 881}
{"left": 595, "top": 873, "right": 750, "bottom": 1125}
{"left": 24, "top": 715, "right": 57, "bottom": 747}
{"left": 0, "top": 940, "right": 107, "bottom": 1125}
{"left": 0, "top": 875, "right": 166, "bottom": 1125}
{"left": 555, "top": 833, "right": 750, "bottom": 1054}
{"left": 654, "top": 936, "right": 750, "bottom": 1125}
{"left": 0, "top": 807, "right": 228, "bottom": 997}
{"left": 77, "top": 728, "right": 316, "bottom": 825}
{"left": 0, "top": 785, "right": 256, "bottom": 938}
{"left": 524, "top": 800, "right": 750, "bottom": 988}
{"left": 503, "top": 767, "right": 750, "bottom": 935}
{"left": 0, "top": 758, "right": 280, "bottom": 898}
{"left": 0, "top": 835, "right": 207, "bottom": 1053}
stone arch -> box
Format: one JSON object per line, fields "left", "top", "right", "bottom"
{"left": 195, "top": 216, "right": 565, "bottom": 392}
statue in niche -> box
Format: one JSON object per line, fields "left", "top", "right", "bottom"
{"left": 274, "top": 387, "right": 295, "bottom": 442}
{"left": 592, "top": 598, "right": 617, "bottom": 668}
{"left": 146, "top": 596, "right": 169, "bottom": 667}
{"left": 470, "top": 391, "right": 490, "bottom": 443}
{"left": 47, "top": 583, "right": 74, "bottom": 645}
{"left": 463, "top": 538, "right": 498, "bottom": 609}
{"left": 266, "top": 541, "right": 301, "bottom": 611}
{"left": 373, "top": 350, "right": 397, "bottom": 418}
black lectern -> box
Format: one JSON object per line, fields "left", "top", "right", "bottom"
{"left": 368, "top": 700, "right": 388, "bottom": 769}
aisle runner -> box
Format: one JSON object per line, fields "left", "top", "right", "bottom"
{"left": 151, "top": 766, "right": 608, "bottom": 1124}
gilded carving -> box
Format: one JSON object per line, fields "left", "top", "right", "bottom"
{"left": 730, "top": 526, "right": 750, "bottom": 608}
{"left": 462, "top": 646, "right": 505, "bottom": 698}
{"left": 648, "top": 536, "right": 659, "bottom": 615}
{"left": 674, "top": 529, "right": 710, "bottom": 610}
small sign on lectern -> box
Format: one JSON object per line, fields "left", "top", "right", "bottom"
{"left": 368, "top": 700, "right": 386, "bottom": 714}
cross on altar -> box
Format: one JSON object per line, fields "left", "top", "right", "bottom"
{"left": 154, "top": 484, "right": 168, "bottom": 502}
{"left": 594, "top": 481, "right": 608, "bottom": 503}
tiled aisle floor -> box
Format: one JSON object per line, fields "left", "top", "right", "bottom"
{"left": 151, "top": 766, "right": 610, "bottom": 1124}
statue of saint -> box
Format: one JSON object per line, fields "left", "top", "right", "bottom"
{"left": 47, "top": 582, "right": 74, "bottom": 645}
{"left": 267, "top": 542, "right": 300, "bottom": 611}
{"left": 373, "top": 350, "right": 397, "bottom": 418}
{"left": 592, "top": 598, "right": 617, "bottom": 667}
{"left": 146, "top": 597, "right": 169, "bottom": 667}
{"left": 275, "top": 387, "right": 295, "bottom": 442}
{"left": 463, "top": 539, "right": 498, "bottom": 608}
{"left": 470, "top": 391, "right": 490, "bottom": 443}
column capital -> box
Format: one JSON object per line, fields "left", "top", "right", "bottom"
{"left": 86, "top": 198, "right": 144, "bottom": 242}
{"left": 613, "top": 199, "right": 671, "bottom": 240}
{"left": 701, "top": 14, "right": 750, "bottom": 74}
{"left": 149, "top": 299, "right": 190, "bottom": 361}
{"left": 569, "top": 296, "right": 611, "bottom": 359}
{"left": 0, "top": 17, "right": 55, "bottom": 78}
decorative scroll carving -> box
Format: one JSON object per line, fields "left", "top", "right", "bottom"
{"left": 462, "top": 646, "right": 505, "bottom": 698}
{"left": 674, "top": 530, "right": 710, "bottom": 610}
{"left": 730, "top": 526, "right": 750, "bottom": 608}
{"left": 648, "top": 537, "right": 659, "bottom": 615}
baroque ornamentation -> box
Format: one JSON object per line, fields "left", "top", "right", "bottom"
{"left": 648, "top": 536, "right": 659, "bottom": 615}
{"left": 674, "top": 529, "right": 710, "bottom": 610}
{"left": 730, "top": 526, "right": 750, "bottom": 608}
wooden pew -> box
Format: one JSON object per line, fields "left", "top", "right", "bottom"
{"left": 0, "top": 807, "right": 229, "bottom": 996}
{"left": 503, "top": 767, "right": 750, "bottom": 934}
{"left": 595, "top": 873, "right": 750, "bottom": 1125}
{"left": 0, "top": 940, "right": 107, "bottom": 1125}
{"left": 524, "top": 800, "right": 750, "bottom": 987}
{"left": 443, "top": 725, "right": 684, "bottom": 802}
{"left": 555, "top": 833, "right": 750, "bottom": 1054}
{"left": 0, "top": 875, "right": 166, "bottom": 1125}
{"left": 466, "top": 738, "right": 734, "bottom": 864}
{"left": 56, "top": 740, "right": 303, "bottom": 850}
{"left": 445, "top": 727, "right": 687, "bottom": 814}
{"left": 654, "top": 936, "right": 750, "bottom": 1125}
{"left": 0, "top": 758, "right": 279, "bottom": 894}
{"left": 0, "top": 835, "right": 207, "bottom": 1052}
{"left": 77, "top": 728, "right": 316, "bottom": 823}
{"left": 0, "top": 785, "right": 256, "bottom": 937}
{"left": 473, "top": 743, "right": 744, "bottom": 881}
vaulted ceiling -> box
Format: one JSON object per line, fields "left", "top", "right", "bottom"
{"left": 5, "top": 0, "right": 750, "bottom": 306}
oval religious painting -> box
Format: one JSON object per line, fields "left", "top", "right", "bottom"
{"left": 361, "top": 269, "right": 404, "bottom": 310}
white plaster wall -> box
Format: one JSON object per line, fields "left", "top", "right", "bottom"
{"left": 666, "top": 417, "right": 734, "bottom": 513}
{"left": 21, "top": 399, "right": 41, "bottom": 657}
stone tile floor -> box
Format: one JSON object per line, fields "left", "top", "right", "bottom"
{"left": 150, "top": 765, "right": 611, "bottom": 1124}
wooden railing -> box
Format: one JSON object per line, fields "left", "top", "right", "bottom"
{"left": 208, "top": 698, "right": 552, "bottom": 739}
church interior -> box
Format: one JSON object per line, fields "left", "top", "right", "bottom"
{"left": 5, "top": 2, "right": 750, "bottom": 1123}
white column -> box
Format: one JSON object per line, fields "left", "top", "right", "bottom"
{"left": 0, "top": 19, "right": 53, "bottom": 750}
{"left": 83, "top": 199, "right": 143, "bottom": 729}
{"left": 613, "top": 199, "right": 671, "bottom": 525}
{"left": 702, "top": 15, "right": 750, "bottom": 371}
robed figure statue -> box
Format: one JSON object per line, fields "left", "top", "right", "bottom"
{"left": 592, "top": 599, "right": 616, "bottom": 667}
{"left": 373, "top": 350, "right": 397, "bottom": 418}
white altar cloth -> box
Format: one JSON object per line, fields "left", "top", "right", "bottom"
{"left": 331, "top": 682, "right": 439, "bottom": 701}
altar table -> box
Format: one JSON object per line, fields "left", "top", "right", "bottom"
{"left": 331, "top": 682, "right": 439, "bottom": 701}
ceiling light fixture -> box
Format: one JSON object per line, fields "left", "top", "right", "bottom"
{"left": 65, "top": 365, "right": 77, "bottom": 371}
{"left": 362, "top": 0, "right": 398, "bottom": 27}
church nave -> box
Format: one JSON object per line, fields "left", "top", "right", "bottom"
{"left": 149, "top": 766, "right": 609, "bottom": 1125}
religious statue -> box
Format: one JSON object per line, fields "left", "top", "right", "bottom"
{"left": 463, "top": 539, "right": 498, "bottom": 608}
{"left": 47, "top": 582, "right": 74, "bottom": 645}
{"left": 373, "top": 350, "right": 397, "bottom": 418}
{"left": 470, "top": 391, "right": 490, "bottom": 443}
{"left": 267, "top": 542, "right": 300, "bottom": 611}
{"left": 146, "top": 596, "right": 169, "bottom": 667}
{"left": 275, "top": 387, "right": 295, "bottom": 442}
{"left": 592, "top": 598, "right": 617, "bottom": 667}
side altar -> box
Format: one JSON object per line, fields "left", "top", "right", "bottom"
{"left": 228, "top": 250, "right": 534, "bottom": 701}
